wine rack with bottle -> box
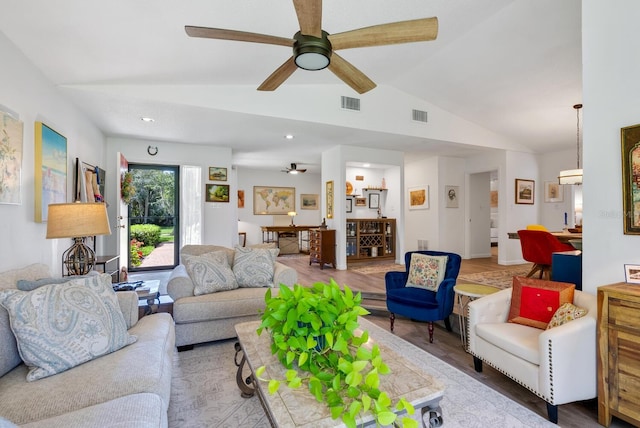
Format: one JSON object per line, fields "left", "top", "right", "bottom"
{"left": 346, "top": 218, "right": 395, "bottom": 262}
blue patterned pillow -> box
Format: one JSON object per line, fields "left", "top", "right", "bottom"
{"left": 0, "top": 274, "right": 136, "bottom": 381}
{"left": 405, "top": 253, "right": 448, "bottom": 292}
{"left": 233, "top": 246, "right": 279, "bottom": 288}
{"left": 183, "top": 251, "right": 238, "bottom": 296}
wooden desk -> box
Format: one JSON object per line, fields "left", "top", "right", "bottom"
{"left": 260, "top": 225, "right": 317, "bottom": 253}
{"left": 507, "top": 231, "right": 582, "bottom": 244}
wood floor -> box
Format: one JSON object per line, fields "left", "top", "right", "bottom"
{"left": 276, "top": 248, "right": 628, "bottom": 428}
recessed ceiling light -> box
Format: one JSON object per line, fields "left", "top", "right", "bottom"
{"left": 141, "top": 117, "right": 155, "bottom": 123}
{"left": 363, "top": 163, "right": 370, "bottom": 167}
{"left": 284, "top": 134, "right": 294, "bottom": 140}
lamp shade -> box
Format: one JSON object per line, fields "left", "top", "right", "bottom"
{"left": 558, "top": 169, "right": 583, "bottom": 185}
{"left": 46, "top": 203, "right": 111, "bottom": 239}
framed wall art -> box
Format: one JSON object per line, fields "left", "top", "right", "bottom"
{"left": 544, "top": 181, "right": 563, "bottom": 203}
{"left": 368, "top": 192, "right": 380, "bottom": 209}
{"left": 205, "top": 184, "right": 229, "bottom": 202}
{"left": 624, "top": 264, "right": 640, "bottom": 284}
{"left": 355, "top": 197, "right": 366, "bottom": 207}
{"left": 515, "top": 179, "right": 534, "bottom": 205}
{"left": 621, "top": 123, "right": 640, "bottom": 234}
{"left": 253, "top": 186, "right": 295, "bottom": 214}
{"left": 0, "top": 110, "right": 23, "bottom": 205}
{"left": 326, "top": 181, "right": 334, "bottom": 219}
{"left": 34, "top": 122, "right": 67, "bottom": 222}
{"left": 445, "top": 185, "right": 459, "bottom": 208}
{"left": 208, "top": 167, "right": 227, "bottom": 181}
{"left": 408, "top": 185, "right": 429, "bottom": 210}
{"left": 238, "top": 190, "right": 245, "bottom": 208}
{"left": 346, "top": 198, "right": 353, "bottom": 213}
{"left": 300, "top": 193, "right": 318, "bottom": 210}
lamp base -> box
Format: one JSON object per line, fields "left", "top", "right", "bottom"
{"left": 63, "top": 237, "right": 96, "bottom": 275}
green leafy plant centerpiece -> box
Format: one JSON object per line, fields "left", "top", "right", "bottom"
{"left": 256, "top": 279, "right": 417, "bottom": 428}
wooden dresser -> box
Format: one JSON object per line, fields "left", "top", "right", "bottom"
{"left": 309, "top": 228, "right": 335, "bottom": 269}
{"left": 597, "top": 282, "right": 640, "bottom": 427}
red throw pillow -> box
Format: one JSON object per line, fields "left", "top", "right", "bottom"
{"left": 508, "top": 276, "right": 575, "bottom": 329}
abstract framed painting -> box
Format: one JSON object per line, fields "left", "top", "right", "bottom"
{"left": 34, "top": 122, "right": 67, "bottom": 222}
{"left": 408, "top": 185, "right": 428, "bottom": 210}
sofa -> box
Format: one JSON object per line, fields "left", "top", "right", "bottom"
{"left": 467, "top": 281, "right": 597, "bottom": 424}
{"left": 167, "top": 244, "right": 297, "bottom": 348}
{"left": 0, "top": 263, "right": 175, "bottom": 427}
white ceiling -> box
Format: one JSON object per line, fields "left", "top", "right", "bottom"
{"left": 0, "top": 0, "right": 582, "bottom": 173}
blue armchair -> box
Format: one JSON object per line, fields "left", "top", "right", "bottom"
{"left": 385, "top": 250, "right": 462, "bottom": 343}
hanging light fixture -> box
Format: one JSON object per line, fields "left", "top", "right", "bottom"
{"left": 558, "top": 104, "right": 583, "bottom": 185}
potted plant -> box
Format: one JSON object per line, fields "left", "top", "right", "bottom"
{"left": 256, "top": 279, "right": 417, "bottom": 428}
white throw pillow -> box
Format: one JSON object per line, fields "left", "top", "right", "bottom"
{"left": 0, "top": 274, "right": 136, "bottom": 381}
{"left": 405, "top": 253, "right": 448, "bottom": 292}
{"left": 233, "top": 246, "right": 279, "bottom": 288}
{"left": 183, "top": 251, "right": 238, "bottom": 296}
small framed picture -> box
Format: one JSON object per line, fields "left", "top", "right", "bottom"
{"left": 368, "top": 193, "right": 380, "bottom": 209}
{"left": 300, "top": 194, "right": 319, "bottom": 210}
{"left": 515, "top": 179, "right": 535, "bottom": 205}
{"left": 355, "top": 197, "right": 366, "bottom": 207}
{"left": 208, "top": 167, "right": 227, "bottom": 181}
{"left": 346, "top": 198, "right": 353, "bottom": 213}
{"left": 624, "top": 264, "right": 640, "bottom": 284}
{"left": 408, "top": 185, "right": 429, "bottom": 210}
{"left": 205, "top": 184, "right": 230, "bottom": 202}
{"left": 445, "top": 185, "right": 459, "bottom": 208}
{"left": 544, "top": 181, "right": 563, "bottom": 203}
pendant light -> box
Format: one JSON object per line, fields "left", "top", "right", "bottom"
{"left": 558, "top": 104, "right": 583, "bottom": 185}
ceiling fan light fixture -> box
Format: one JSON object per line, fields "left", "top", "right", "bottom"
{"left": 293, "top": 31, "right": 331, "bottom": 71}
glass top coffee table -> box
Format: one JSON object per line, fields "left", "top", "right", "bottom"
{"left": 234, "top": 316, "right": 445, "bottom": 427}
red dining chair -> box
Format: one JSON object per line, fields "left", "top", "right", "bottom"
{"left": 517, "top": 230, "right": 574, "bottom": 280}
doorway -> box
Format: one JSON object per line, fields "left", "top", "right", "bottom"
{"left": 127, "top": 163, "right": 180, "bottom": 272}
{"left": 468, "top": 170, "right": 497, "bottom": 258}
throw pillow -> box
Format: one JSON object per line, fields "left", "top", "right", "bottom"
{"left": 546, "top": 302, "right": 587, "bottom": 330}
{"left": 508, "top": 276, "right": 575, "bottom": 329}
{"left": 233, "top": 246, "right": 279, "bottom": 288}
{"left": 17, "top": 277, "right": 72, "bottom": 291}
{"left": 0, "top": 274, "right": 136, "bottom": 381}
{"left": 183, "top": 251, "right": 238, "bottom": 296}
{"left": 405, "top": 253, "right": 448, "bottom": 292}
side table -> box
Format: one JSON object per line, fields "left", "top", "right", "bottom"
{"left": 454, "top": 283, "right": 500, "bottom": 351}
{"left": 95, "top": 255, "right": 120, "bottom": 283}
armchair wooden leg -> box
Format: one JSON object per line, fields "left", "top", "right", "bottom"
{"left": 546, "top": 402, "right": 558, "bottom": 424}
{"left": 389, "top": 313, "right": 395, "bottom": 332}
{"left": 428, "top": 322, "right": 434, "bottom": 343}
{"left": 444, "top": 316, "right": 452, "bottom": 332}
{"left": 473, "top": 356, "right": 483, "bottom": 372}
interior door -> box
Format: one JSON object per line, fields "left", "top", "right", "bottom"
{"left": 116, "top": 152, "right": 129, "bottom": 272}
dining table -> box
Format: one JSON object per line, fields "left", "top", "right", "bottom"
{"left": 507, "top": 230, "right": 582, "bottom": 244}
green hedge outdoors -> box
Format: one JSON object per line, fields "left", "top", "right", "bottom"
{"left": 130, "top": 224, "right": 162, "bottom": 247}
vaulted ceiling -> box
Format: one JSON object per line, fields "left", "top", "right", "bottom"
{"left": 0, "top": 0, "right": 581, "bottom": 173}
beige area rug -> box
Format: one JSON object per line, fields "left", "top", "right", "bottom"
{"left": 168, "top": 327, "right": 555, "bottom": 428}
{"left": 350, "top": 263, "right": 405, "bottom": 275}
{"left": 457, "top": 267, "right": 532, "bottom": 290}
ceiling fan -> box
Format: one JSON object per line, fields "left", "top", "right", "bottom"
{"left": 282, "top": 163, "right": 307, "bottom": 174}
{"left": 185, "top": 0, "right": 438, "bottom": 94}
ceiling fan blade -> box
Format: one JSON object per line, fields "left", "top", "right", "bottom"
{"left": 185, "top": 26, "right": 294, "bottom": 47}
{"left": 293, "top": 0, "right": 322, "bottom": 37}
{"left": 328, "top": 17, "right": 438, "bottom": 50}
{"left": 258, "top": 57, "right": 298, "bottom": 91}
{"left": 328, "top": 53, "right": 376, "bottom": 94}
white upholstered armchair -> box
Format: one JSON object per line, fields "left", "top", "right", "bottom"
{"left": 467, "top": 288, "right": 597, "bottom": 424}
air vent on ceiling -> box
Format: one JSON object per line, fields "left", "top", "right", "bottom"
{"left": 341, "top": 96, "right": 361, "bottom": 111}
{"left": 412, "top": 109, "right": 428, "bottom": 123}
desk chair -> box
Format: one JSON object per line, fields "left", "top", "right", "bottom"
{"left": 517, "top": 230, "right": 573, "bottom": 280}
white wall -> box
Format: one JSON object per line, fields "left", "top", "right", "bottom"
{"left": 237, "top": 167, "right": 322, "bottom": 246}
{"left": 582, "top": 0, "right": 640, "bottom": 293}
{"left": 0, "top": 31, "right": 105, "bottom": 274}
{"left": 538, "top": 148, "right": 577, "bottom": 230}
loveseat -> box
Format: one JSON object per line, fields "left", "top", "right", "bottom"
{"left": 467, "top": 278, "right": 597, "bottom": 424}
{"left": 0, "top": 264, "right": 175, "bottom": 427}
{"left": 167, "top": 244, "right": 297, "bottom": 349}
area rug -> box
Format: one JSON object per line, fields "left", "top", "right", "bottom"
{"left": 457, "top": 267, "right": 532, "bottom": 290}
{"left": 350, "top": 263, "right": 405, "bottom": 275}
{"left": 168, "top": 319, "right": 555, "bottom": 428}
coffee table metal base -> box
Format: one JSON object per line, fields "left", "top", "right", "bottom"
{"left": 234, "top": 318, "right": 445, "bottom": 427}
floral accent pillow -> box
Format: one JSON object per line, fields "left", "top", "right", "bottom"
{"left": 405, "top": 253, "right": 448, "bottom": 292}
{"left": 183, "top": 251, "right": 238, "bottom": 296}
{"left": 0, "top": 274, "right": 136, "bottom": 381}
{"left": 233, "top": 246, "right": 279, "bottom": 288}
{"left": 546, "top": 302, "right": 587, "bottom": 330}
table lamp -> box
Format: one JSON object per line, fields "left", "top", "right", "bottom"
{"left": 288, "top": 211, "right": 297, "bottom": 226}
{"left": 46, "top": 202, "right": 111, "bottom": 275}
